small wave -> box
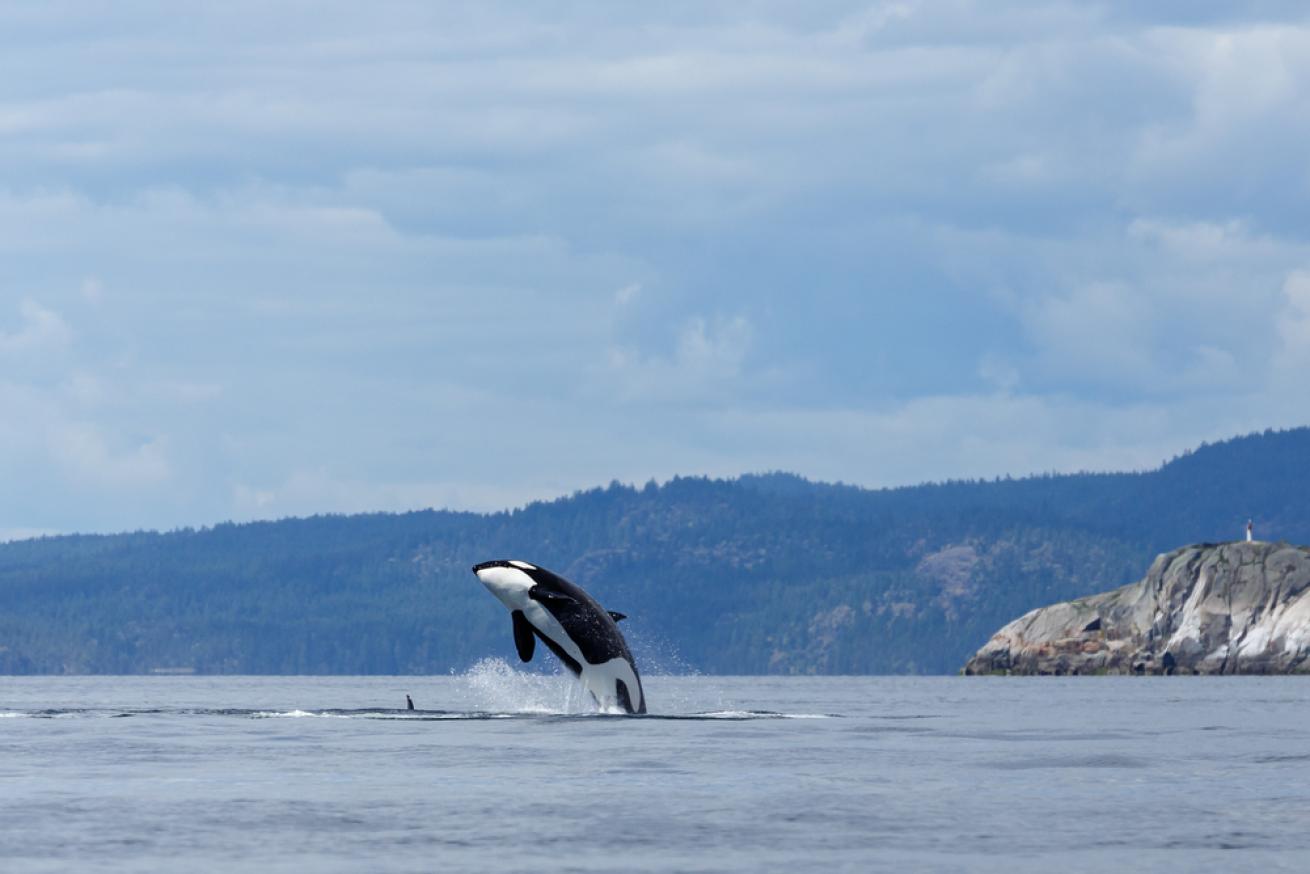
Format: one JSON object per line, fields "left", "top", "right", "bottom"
{"left": 869, "top": 714, "right": 940, "bottom": 720}
{"left": 0, "top": 708, "right": 116, "bottom": 719}
{"left": 639, "top": 710, "right": 837, "bottom": 721}
{"left": 249, "top": 709, "right": 485, "bottom": 720}
{"left": 247, "top": 708, "right": 578, "bottom": 721}
{"left": 25, "top": 709, "right": 88, "bottom": 719}
{"left": 984, "top": 753, "right": 1148, "bottom": 770}
{"left": 1253, "top": 753, "right": 1310, "bottom": 764}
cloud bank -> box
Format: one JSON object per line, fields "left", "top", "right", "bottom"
{"left": 3, "top": 1, "right": 1310, "bottom": 532}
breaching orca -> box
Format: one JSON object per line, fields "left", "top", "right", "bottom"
{"left": 472, "top": 559, "right": 646, "bottom": 714}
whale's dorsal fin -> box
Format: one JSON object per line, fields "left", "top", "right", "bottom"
{"left": 608, "top": 611, "right": 627, "bottom": 623}
{"left": 511, "top": 610, "right": 535, "bottom": 662}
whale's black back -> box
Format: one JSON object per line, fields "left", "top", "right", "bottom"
{"left": 521, "top": 564, "right": 635, "bottom": 668}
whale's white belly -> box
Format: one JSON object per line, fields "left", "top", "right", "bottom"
{"left": 522, "top": 600, "right": 641, "bottom": 712}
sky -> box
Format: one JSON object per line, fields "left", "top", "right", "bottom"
{"left": 3, "top": 1, "right": 1310, "bottom": 536}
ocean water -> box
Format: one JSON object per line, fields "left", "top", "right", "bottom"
{"left": 2, "top": 665, "right": 1308, "bottom": 873}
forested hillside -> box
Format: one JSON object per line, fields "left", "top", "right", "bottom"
{"left": 1, "top": 428, "right": 1306, "bottom": 675}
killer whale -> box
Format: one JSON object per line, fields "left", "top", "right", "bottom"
{"left": 472, "top": 559, "right": 646, "bottom": 714}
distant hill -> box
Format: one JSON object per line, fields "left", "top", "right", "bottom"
{"left": 1, "top": 428, "right": 1307, "bottom": 676}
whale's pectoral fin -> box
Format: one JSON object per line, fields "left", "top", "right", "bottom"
{"left": 511, "top": 610, "right": 535, "bottom": 662}
{"left": 529, "top": 587, "right": 576, "bottom": 607}
{"left": 607, "top": 611, "right": 627, "bottom": 623}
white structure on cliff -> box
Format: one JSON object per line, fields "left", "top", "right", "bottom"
{"left": 1247, "top": 519, "right": 1254, "bottom": 542}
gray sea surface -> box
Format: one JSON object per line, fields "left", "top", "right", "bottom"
{"left": 2, "top": 666, "right": 1308, "bottom": 873}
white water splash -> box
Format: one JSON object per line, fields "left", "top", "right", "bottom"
{"left": 459, "top": 658, "right": 597, "bottom": 715}
{"left": 625, "top": 628, "right": 699, "bottom": 679}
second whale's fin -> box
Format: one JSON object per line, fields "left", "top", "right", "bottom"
{"left": 511, "top": 610, "right": 535, "bottom": 662}
{"left": 607, "top": 611, "right": 627, "bottom": 623}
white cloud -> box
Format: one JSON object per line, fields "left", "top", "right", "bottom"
{"left": 1023, "top": 282, "right": 1153, "bottom": 383}
{"left": 931, "top": 213, "right": 1310, "bottom": 401}
{"left": 1, "top": 4, "right": 1310, "bottom": 531}
{"left": 675, "top": 316, "right": 752, "bottom": 378}
{"left": 1275, "top": 270, "right": 1310, "bottom": 373}
{"left": 1126, "top": 24, "right": 1310, "bottom": 216}
{"left": 47, "top": 423, "right": 171, "bottom": 488}
{"left": 1126, "top": 217, "right": 1279, "bottom": 263}
{"left": 606, "top": 314, "right": 754, "bottom": 404}
{"left": 614, "top": 283, "right": 641, "bottom": 307}
{"left": 80, "top": 277, "right": 104, "bottom": 303}
{"left": 977, "top": 354, "right": 1020, "bottom": 392}
{"left": 0, "top": 299, "right": 71, "bottom": 358}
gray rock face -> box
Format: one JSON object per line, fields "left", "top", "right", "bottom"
{"left": 963, "top": 541, "right": 1310, "bottom": 675}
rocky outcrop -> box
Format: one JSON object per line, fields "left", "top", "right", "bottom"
{"left": 963, "top": 541, "right": 1310, "bottom": 675}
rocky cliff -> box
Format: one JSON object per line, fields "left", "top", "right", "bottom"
{"left": 963, "top": 541, "right": 1310, "bottom": 675}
